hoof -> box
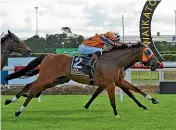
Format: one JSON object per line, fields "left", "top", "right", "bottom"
{"left": 115, "top": 114, "right": 120, "bottom": 118}
{"left": 151, "top": 98, "right": 159, "bottom": 104}
{"left": 5, "top": 99, "right": 11, "bottom": 105}
{"left": 15, "top": 111, "right": 21, "bottom": 117}
{"left": 142, "top": 106, "right": 149, "bottom": 110}
{"left": 83, "top": 105, "right": 89, "bottom": 109}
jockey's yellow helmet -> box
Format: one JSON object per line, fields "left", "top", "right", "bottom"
{"left": 104, "top": 32, "right": 116, "bottom": 40}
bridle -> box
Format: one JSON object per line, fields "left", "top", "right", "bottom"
{"left": 139, "top": 47, "right": 155, "bottom": 66}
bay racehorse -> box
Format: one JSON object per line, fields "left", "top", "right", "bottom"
{"left": 5, "top": 43, "right": 159, "bottom": 110}
{"left": 5, "top": 52, "right": 155, "bottom": 111}
{"left": 5, "top": 42, "right": 160, "bottom": 117}
{"left": 1, "top": 30, "right": 31, "bottom": 70}
{"left": 5, "top": 49, "right": 157, "bottom": 111}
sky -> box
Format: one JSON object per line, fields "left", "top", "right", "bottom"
{"left": 0, "top": 0, "right": 176, "bottom": 38}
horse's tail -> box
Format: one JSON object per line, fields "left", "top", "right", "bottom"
{"left": 25, "top": 69, "right": 40, "bottom": 77}
{"left": 5, "top": 54, "right": 47, "bottom": 81}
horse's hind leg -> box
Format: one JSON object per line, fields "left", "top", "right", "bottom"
{"left": 22, "top": 91, "right": 41, "bottom": 98}
{"left": 15, "top": 80, "right": 57, "bottom": 116}
{"left": 118, "top": 79, "right": 159, "bottom": 104}
{"left": 23, "top": 76, "right": 70, "bottom": 98}
{"left": 5, "top": 83, "right": 32, "bottom": 105}
{"left": 120, "top": 88, "right": 148, "bottom": 110}
{"left": 84, "top": 86, "right": 105, "bottom": 109}
{"left": 15, "top": 88, "right": 36, "bottom": 116}
{"left": 15, "top": 76, "right": 63, "bottom": 116}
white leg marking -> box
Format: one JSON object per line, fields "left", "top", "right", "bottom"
{"left": 37, "top": 95, "right": 41, "bottom": 103}
{"left": 145, "top": 95, "right": 152, "bottom": 100}
{"left": 115, "top": 114, "right": 120, "bottom": 118}
{"left": 11, "top": 96, "right": 17, "bottom": 102}
{"left": 19, "top": 106, "right": 26, "bottom": 112}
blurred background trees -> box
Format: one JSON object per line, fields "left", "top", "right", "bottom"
{"left": 22, "top": 27, "right": 176, "bottom": 61}
{"left": 24, "top": 27, "right": 84, "bottom": 53}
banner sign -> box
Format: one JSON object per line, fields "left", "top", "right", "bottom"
{"left": 56, "top": 48, "right": 79, "bottom": 56}
{"left": 140, "top": 0, "right": 164, "bottom": 62}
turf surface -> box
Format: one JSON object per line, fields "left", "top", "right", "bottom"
{"left": 1, "top": 94, "right": 176, "bottom": 130}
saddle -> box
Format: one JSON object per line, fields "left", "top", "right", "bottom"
{"left": 71, "top": 55, "right": 97, "bottom": 85}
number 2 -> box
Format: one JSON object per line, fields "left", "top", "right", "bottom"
{"left": 73, "top": 58, "right": 83, "bottom": 69}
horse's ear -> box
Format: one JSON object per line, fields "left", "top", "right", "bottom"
{"left": 8, "top": 30, "right": 12, "bottom": 36}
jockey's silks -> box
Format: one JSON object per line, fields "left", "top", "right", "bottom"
{"left": 82, "top": 34, "right": 115, "bottom": 48}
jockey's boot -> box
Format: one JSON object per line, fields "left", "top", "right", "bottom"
{"left": 85, "top": 51, "right": 101, "bottom": 85}
{"left": 85, "top": 51, "right": 101, "bottom": 69}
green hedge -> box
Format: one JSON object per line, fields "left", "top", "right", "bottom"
{"left": 9, "top": 53, "right": 54, "bottom": 57}
{"left": 160, "top": 51, "right": 176, "bottom": 54}
{"left": 161, "top": 54, "right": 176, "bottom": 61}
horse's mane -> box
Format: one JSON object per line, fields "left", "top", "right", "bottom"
{"left": 101, "top": 41, "right": 144, "bottom": 55}
{"left": 110, "top": 41, "right": 145, "bottom": 51}
{"left": 1, "top": 34, "right": 9, "bottom": 44}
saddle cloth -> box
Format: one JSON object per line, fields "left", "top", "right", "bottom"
{"left": 71, "top": 56, "right": 96, "bottom": 76}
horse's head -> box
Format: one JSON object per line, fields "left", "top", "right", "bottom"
{"left": 5, "top": 30, "right": 31, "bottom": 56}
{"left": 140, "top": 45, "right": 160, "bottom": 71}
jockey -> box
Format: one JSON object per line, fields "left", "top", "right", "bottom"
{"left": 78, "top": 31, "right": 124, "bottom": 68}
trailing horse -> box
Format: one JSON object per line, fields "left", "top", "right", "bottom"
{"left": 1, "top": 30, "right": 31, "bottom": 70}
{"left": 5, "top": 42, "right": 160, "bottom": 117}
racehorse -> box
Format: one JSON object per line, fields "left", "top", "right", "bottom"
{"left": 5, "top": 42, "right": 160, "bottom": 117}
{"left": 5, "top": 50, "right": 156, "bottom": 111}
{"left": 5, "top": 53, "right": 155, "bottom": 110}
{"left": 1, "top": 30, "right": 31, "bottom": 70}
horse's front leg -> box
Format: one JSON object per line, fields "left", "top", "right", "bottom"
{"left": 117, "top": 79, "right": 159, "bottom": 104}
{"left": 106, "top": 82, "right": 120, "bottom": 117}
{"left": 84, "top": 86, "right": 105, "bottom": 109}
{"left": 120, "top": 87, "right": 148, "bottom": 110}
{"left": 85, "top": 85, "right": 148, "bottom": 110}
{"left": 116, "top": 68, "right": 148, "bottom": 109}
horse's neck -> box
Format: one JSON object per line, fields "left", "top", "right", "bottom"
{"left": 1, "top": 40, "right": 11, "bottom": 70}
{"left": 110, "top": 47, "right": 142, "bottom": 69}
{"left": 1, "top": 39, "right": 12, "bottom": 52}
{"left": 1, "top": 52, "right": 10, "bottom": 70}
